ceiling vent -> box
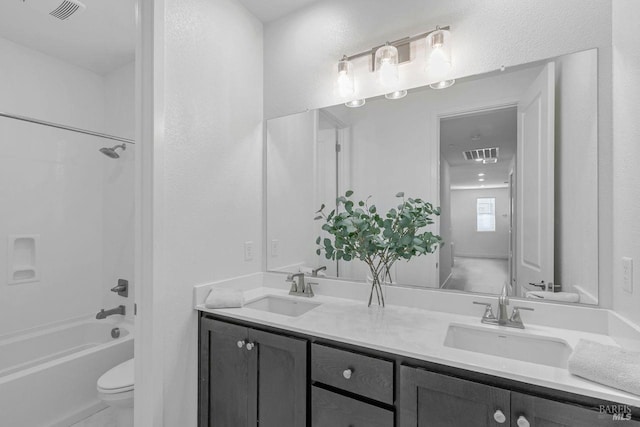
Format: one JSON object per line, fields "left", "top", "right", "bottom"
{"left": 463, "top": 147, "right": 499, "bottom": 162}
{"left": 22, "top": 0, "right": 86, "bottom": 21}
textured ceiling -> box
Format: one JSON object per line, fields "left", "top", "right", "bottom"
{"left": 0, "top": 0, "right": 135, "bottom": 75}
{"left": 238, "top": 0, "right": 320, "bottom": 22}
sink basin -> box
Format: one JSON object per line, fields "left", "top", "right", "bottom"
{"left": 444, "top": 324, "right": 572, "bottom": 368}
{"left": 245, "top": 295, "right": 321, "bottom": 317}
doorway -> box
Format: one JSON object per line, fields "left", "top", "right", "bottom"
{"left": 438, "top": 106, "right": 517, "bottom": 294}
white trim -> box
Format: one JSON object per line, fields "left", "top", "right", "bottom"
{"left": 134, "top": 0, "right": 165, "bottom": 426}
{"left": 454, "top": 253, "right": 509, "bottom": 260}
{"left": 572, "top": 285, "right": 598, "bottom": 305}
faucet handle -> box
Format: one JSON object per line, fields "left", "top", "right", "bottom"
{"left": 473, "top": 301, "right": 496, "bottom": 320}
{"left": 510, "top": 306, "right": 534, "bottom": 323}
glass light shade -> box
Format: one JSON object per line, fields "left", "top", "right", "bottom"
{"left": 385, "top": 90, "right": 407, "bottom": 100}
{"left": 429, "top": 79, "right": 456, "bottom": 90}
{"left": 337, "top": 57, "right": 355, "bottom": 98}
{"left": 426, "top": 29, "right": 452, "bottom": 79}
{"left": 375, "top": 44, "right": 399, "bottom": 88}
{"left": 345, "top": 99, "right": 366, "bottom": 108}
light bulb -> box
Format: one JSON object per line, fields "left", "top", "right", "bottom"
{"left": 337, "top": 57, "right": 355, "bottom": 98}
{"left": 385, "top": 90, "right": 407, "bottom": 100}
{"left": 426, "top": 28, "right": 452, "bottom": 80}
{"left": 375, "top": 44, "right": 399, "bottom": 88}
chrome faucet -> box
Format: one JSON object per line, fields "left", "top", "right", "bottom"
{"left": 473, "top": 284, "right": 534, "bottom": 329}
{"left": 286, "top": 273, "right": 314, "bottom": 297}
{"left": 96, "top": 305, "right": 126, "bottom": 319}
{"left": 311, "top": 266, "right": 327, "bottom": 277}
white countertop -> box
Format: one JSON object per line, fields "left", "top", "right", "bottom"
{"left": 195, "top": 273, "right": 640, "bottom": 408}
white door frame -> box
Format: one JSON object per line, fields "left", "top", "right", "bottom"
{"left": 431, "top": 99, "right": 519, "bottom": 288}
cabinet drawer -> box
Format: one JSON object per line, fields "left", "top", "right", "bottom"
{"left": 312, "top": 386, "right": 394, "bottom": 427}
{"left": 312, "top": 343, "right": 394, "bottom": 404}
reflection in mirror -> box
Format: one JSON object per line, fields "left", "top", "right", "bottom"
{"left": 266, "top": 49, "right": 599, "bottom": 305}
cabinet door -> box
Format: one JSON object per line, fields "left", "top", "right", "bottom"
{"left": 400, "top": 366, "right": 510, "bottom": 427}
{"left": 511, "top": 393, "right": 640, "bottom": 426}
{"left": 200, "top": 318, "right": 256, "bottom": 427}
{"left": 250, "top": 328, "right": 307, "bottom": 427}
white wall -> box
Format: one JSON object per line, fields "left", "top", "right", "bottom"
{"left": 554, "top": 50, "right": 599, "bottom": 303}
{"left": 266, "top": 111, "right": 318, "bottom": 272}
{"left": 149, "top": 0, "right": 263, "bottom": 425}
{"left": 0, "top": 37, "right": 104, "bottom": 335}
{"left": 451, "top": 188, "right": 510, "bottom": 259}
{"left": 102, "top": 61, "right": 136, "bottom": 320}
{"left": 264, "top": 0, "right": 612, "bottom": 119}
{"left": 612, "top": 0, "right": 640, "bottom": 324}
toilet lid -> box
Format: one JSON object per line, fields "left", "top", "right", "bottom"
{"left": 97, "top": 358, "right": 134, "bottom": 394}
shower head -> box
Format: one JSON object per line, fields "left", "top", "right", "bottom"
{"left": 99, "top": 144, "right": 126, "bottom": 159}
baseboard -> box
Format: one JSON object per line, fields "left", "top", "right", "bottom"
{"left": 50, "top": 401, "right": 107, "bottom": 427}
{"left": 440, "top": 272, "right": 453, "bottom": 289}
{"left": 455, "top": 253, "right": 509, "bottom": 260}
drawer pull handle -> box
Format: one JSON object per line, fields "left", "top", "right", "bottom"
{"left": 246, "top": 342, "right": 255, "bottom": 351}
{"left": 237, "top": 340, "right": 245, "bottom": 349}
{"left": 493, "top": 409, "right": 506, "bottom": 424}
{"left": 517, "top": 415, "right": 530, "bottom": 427}
{"left": 343, "top": 369, "right": 353, "bottom": 379}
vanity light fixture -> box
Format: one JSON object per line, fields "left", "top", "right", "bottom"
{"left": 336, "top": 25, "right": 451, "bottom": 100}
{"left": 345, "top": 99, "right": 366, "bottom": 108}
{"left": 375, "top": 43, "right": 400, "bottom": 88}
{"left": 385, "top": 90, "right": 408, "bottom": 100}
{"left": 337, "top": 55, "right": 355, "bottom": 98}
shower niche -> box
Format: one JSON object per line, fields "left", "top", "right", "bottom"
{"left": 7, "top": 234, "right": 40, "bottom": 285}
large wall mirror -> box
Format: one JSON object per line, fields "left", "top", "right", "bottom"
{"left": 266, "top": 48, "right": 599, "bottom": 305}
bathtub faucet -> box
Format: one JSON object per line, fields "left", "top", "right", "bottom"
{"left": 96, "top": 305, "right": 126, "bottom": 319}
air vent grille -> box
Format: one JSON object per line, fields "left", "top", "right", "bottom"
{"left": 50, "top": 0, "right": 81, "bottom": 20}
{"left": 463, "top": 147, "right": 499, "bottom": 161}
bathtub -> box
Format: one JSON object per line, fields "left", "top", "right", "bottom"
{"left": 0, "top": 316, "right": 134, "bottom": 427}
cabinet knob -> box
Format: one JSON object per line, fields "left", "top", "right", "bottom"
{"left": 493, "top": 409, "right": 506, "bottom": 423}
{"left": 343, "top": 369, "right": 353, "bottom": 379}
{"left": 246, "top": 342, "right": 255, "bottom": 351}
{"left": 517, "top": 415, "right": 530, "bottom": 427}
{"left": 237, "top": 340, "right": 245, "bottom": 348}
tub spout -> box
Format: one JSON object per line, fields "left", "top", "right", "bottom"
{"left": 96, "top": 305, "right": 126, "bottom": 319}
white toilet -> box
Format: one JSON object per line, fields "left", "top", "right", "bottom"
{"left": 97, "top": 358, "right": 134, "bottom": 427}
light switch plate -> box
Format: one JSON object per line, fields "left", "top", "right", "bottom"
{"left": 244, "top": 241, "right": 254, "bottom": 262}
{"left": 623, "top": 257, "right": 633, "bottom": 293}
{"left": 271, "top": 239, "right": 279, "bottom": 257}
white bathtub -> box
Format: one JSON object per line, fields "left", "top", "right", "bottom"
{"left": 0, "top": 316, "right": 134, "bottom": 427}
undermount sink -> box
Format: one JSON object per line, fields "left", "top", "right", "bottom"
{"left": 444, "top": 323, "right": 572, "bottom": 368}
{"left": 245, "top": 295, "right": 321, "bottom": 317}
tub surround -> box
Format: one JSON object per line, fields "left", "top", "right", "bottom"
{"left": 195, "top": 272, "right": 640, "bottom": 409}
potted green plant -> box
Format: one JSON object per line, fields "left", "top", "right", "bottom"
{"left": 315, "top": 191, "right": 442, "bottom": 307}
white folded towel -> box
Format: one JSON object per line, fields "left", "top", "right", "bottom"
{"left": 205, "top": 288, "right": 244, "bottom": 309}
{"left": 525, "top": 291, "right": 580, "bottom": 303}
{"left": 568, "top": 339, "right": 640, "bottom": 396}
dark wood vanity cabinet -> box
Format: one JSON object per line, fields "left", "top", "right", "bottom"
{"left": 311, "top": 343, "right": 395, "bottom": 427}
{"left": 199, "top": 317, "right": 307, "bottom": 427}
{"left": 400, "top": 366, "right": 640, "bottom": 427}
{"left": 199, "top": 314, "right": 639, "bottom": 427}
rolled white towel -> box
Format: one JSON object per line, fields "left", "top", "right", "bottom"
{"left": 568, "top": 339, "right": 640, "bottom": 396}
{"left": 205, "top": 288, "right": 244, "bottom": 309}
{"left": 525, "top": 291, "right": 579, "bottom": 303}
